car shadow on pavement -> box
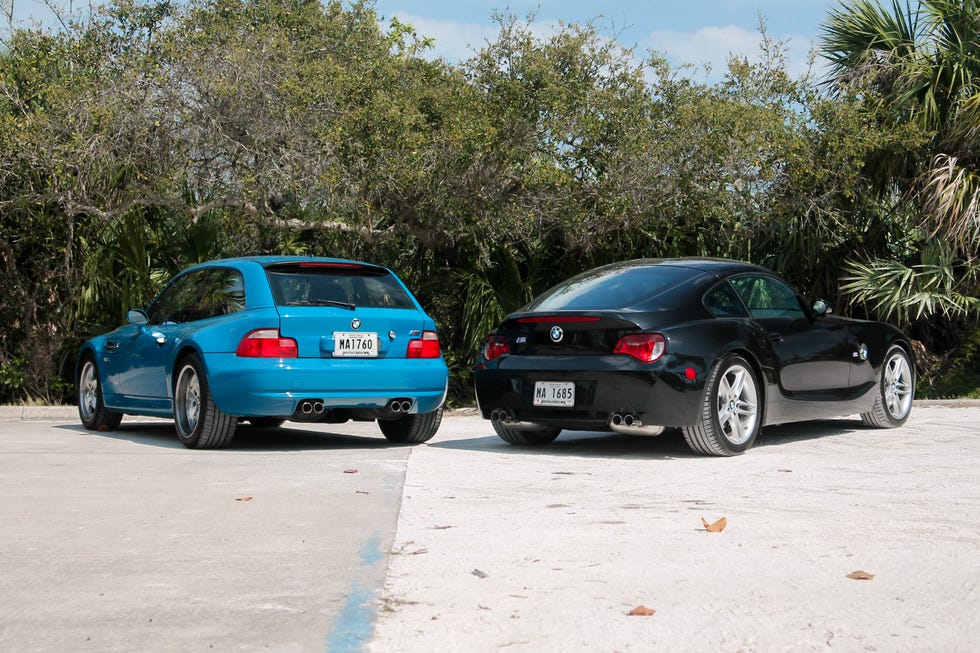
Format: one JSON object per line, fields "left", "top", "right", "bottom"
{"left": 431, "top": 428, "right": 700, "bottom": 460}
{"left": 432, "top": 418, "right": 869, "bottom": 460}
{"left": 57, "top": 422, "right": 408, "bottom": 452}
{"left": 757, "top": 418, "right": 866, "bottom": 448}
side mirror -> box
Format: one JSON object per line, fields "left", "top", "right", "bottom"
{"left": 127, "top": 309, "right": 149, "bottom": 326}
{"left": 811, "top": 299, "right": 833, "bottom": 317}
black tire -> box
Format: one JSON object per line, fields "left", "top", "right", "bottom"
{"left": 77, "top": 354, "right": 123, "bottom": 431}
{"left": 682, "top": 354, "right": 761, "bottom": 456}
{"left": 491, "top": 418, "right": 561, "bottom": 446}
{"left": 247, "top": 417, "right": 285, "bottom": 428}
{"left": 379, "top": 407, "right": 444, "bottom": 443}
{"left": 173, "top": 354, "right": 236, "bottom": 449}
{"left": 861, "top": 346, "right": 914, "bottom": 428}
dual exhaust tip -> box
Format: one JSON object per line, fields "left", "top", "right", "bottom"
{"left": 610, "top": 412, "right": 638, "bottom": 427}
{"left": 298, "top": 399, "right": 324, "bottom": 415}
{"left": 387, "top": 399, "right": 413, "bottom": 413}
{"left": 489, "top": 409, "right": 553, "bottom": 433}
{"left": 609, "top": 412, "right": 665, "bottom": 437}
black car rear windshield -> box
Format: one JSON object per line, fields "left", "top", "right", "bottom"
{"left": 265, "top": 263, "right": 415, "bottom": 309}
{"left": 528, "top": 265, "right": 702, "bottom": 311}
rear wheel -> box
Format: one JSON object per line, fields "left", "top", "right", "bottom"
{"left": 491, "top": 417, "right": 561, "bottom": 446}
{"left": 77, "top": 355, "right": 122, "bottom": 431}
{"left": 861, "top": 346, "right": 914, "bottom": 428}
{"left": 379, "top": 407, "right": 444, "bottom": 443}
{"left": 683, "top": 354, "right": 761, "bottom": 456}
{"left": 173, "top": 354, "right": 236, "bottom": 449}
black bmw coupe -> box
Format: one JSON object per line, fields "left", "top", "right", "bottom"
{"left": 473, "top": 258, "right": 915, "bottom": 456}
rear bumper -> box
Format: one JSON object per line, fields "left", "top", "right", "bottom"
{"left": 473, "top": 354, "right": 710, "bottom": 429}
{"left": 204, "top": 354, "right": 449, "bottom": 417}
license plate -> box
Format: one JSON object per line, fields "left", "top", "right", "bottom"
{"left": 533, "top": 381, "right": 575, "bottom": 407}
{"left": 333, "top": 332, "right": 378, "bottom": 357}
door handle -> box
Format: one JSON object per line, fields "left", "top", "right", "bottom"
{"left": 106, "top": 341, "right": 119, "bottom": 351}
{"left": 769, "top": 332, "right": 784, "bottom": 343}
{"left": 150, "top": 332, "right": 167, "bottom": 345}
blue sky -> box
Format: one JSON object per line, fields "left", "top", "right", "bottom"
{"left": 8, "top": 0, "right": 841, "bottom": 80}
{"left": 371, "top": 0, "right": 841, "bottom": 80}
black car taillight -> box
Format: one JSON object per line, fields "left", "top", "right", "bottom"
{"left": 614, "top": 333, "right": 666, "bottom": 362}
{"left": 236, "top": 329, "right": 298, "bottom": 358}
{"left": 481, "top": 335, "right": 510, "bottom": 362}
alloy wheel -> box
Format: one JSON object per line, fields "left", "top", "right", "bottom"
{"left": 175, "top": 365, "right": 202, "bottom": 436}
{"left": 883, "top": 352, "right": 913, "bottom": 420}
{"left": 715, "top": 364, "right": 759, "bottom": 445}
{"left": 79, "top": 361, "right": 98, "bottom": 422}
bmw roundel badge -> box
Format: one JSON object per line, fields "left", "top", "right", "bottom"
{"left": 351, "top": 318, "right": 361, "bottom": 330}
{"left": 550, "top": 325, "right": 564, "bottom": 343}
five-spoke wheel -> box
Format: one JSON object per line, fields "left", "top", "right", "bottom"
{"left": 174, "top": 354, "right": 236, "bottom": 448}
{"left": 861, "top": 346, "right": 914, "bottom": 428}
{"left": 76, "top": 354, "right": 122, "bottom": 431}
{"left": 683, "top": 354, "right": 761, "bottom": 456}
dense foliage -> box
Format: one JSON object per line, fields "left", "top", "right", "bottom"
{"left": 1, "top": 0, "right": 977, "bottom": 404}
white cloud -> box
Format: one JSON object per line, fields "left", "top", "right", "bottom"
{"left": 643, "top": 25, "right": 819, "bottom": 82}
{"left": 391, "top": 12, "right": 499, "bottom": 63}
{"left": 395, "top": 13, "right": 822, "bottom": 84}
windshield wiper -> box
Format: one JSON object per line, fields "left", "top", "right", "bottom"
{"left": 290, "top": 300, "right": 357, "bottom": 310}
{"left": 323, "top": 300, "right": 356, "bottom": 310}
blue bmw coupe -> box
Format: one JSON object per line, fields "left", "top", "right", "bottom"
{"left": 76, "top": 257, "right": 449, "bottom": 448}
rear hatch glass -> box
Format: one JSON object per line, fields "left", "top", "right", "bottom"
{"left": 265, "top": 262, "right": 424, "bottom": 358}
{"left": 506, "top": 264, "right": 705, "bottom": 355}
{"left": 528, "top": 264, "right": 700, "bottom": 311}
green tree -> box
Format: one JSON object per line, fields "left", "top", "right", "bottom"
{"left": 820, "top": 0, "right": 980, "bottom": 355}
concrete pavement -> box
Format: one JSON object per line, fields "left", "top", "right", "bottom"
{"left": 0, "top": 413, "right": 408, "bottom": 652}
{"left": 1, "top": 403, "right": 979, "bottom": 652}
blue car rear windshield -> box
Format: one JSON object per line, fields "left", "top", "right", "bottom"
{"left": 266, "top": 264, "right": 416, "bottom": 309}
{"left": 528, "top": 265, "right": 701, "bottom": 311}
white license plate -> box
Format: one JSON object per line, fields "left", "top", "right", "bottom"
{"left": 533, "top": 381, "right": 575, "bottom": 407}
{"left": 333, "top": 332, "right": 378, "bottom": 357}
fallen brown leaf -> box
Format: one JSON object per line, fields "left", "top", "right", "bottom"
{"left": 627, "top": 605, "right": 656, "bottom": 616}
{"left": 847, "top": 570, "right": 874, "bottom": 580}
{"left": 343, "top": 469, "right": 358, "bottom": 474}
{"left": 701, "top": 516, "right": 727, "bottom": 532}
{"left": 235, "top": 497, "right": 253, "bottom": 502}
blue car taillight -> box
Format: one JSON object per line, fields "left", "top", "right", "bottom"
{"left": 407, "top": 331, "right": 441, "bottom": 358}
{"left": 236, "top": 329, "right": 299, "bottom": 358}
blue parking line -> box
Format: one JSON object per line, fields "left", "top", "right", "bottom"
{"left": 325, "top": 532, "right": 384, "bottom": 653}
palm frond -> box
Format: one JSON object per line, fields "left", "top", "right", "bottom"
{"left": 920, "top": 153, "right": 980, "bottom": 245}
{"left": 841, "top": 241, "right": 980, "bottom": 326}
{"left": 820, "top": 0, "right": 918, "bottom": 92}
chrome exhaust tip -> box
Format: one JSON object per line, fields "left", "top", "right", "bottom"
{"left": 608, "top": 412, "right": 665, "bottom": 437}
{"left": 386, "top": 398, "right": 413, "bottom": 414}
